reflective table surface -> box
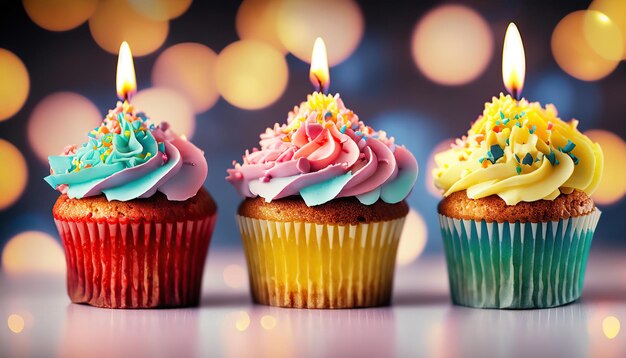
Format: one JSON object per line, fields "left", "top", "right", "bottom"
{"left": 1, "top": 249, "right": 625, "bottom": 357}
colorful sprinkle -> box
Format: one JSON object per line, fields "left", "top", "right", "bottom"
{"left": 515, "top": 153, "right": 521, "bottom": 163}
{"left": 505, "top": 138, "right": 510, "bottom": 146}
{"left": 490, "top": 144, "right": 504, "bottom": 163}
{"left": 503, "top": 118, "right": 510, "bottom": 125}
{"left": 547, "top": 122, "right": 553, "bottom": 130}
{"left": 546, "top": 150, "right": 559, "bottom": 166}
{"left": 516, "top": 166, "right": 522, "bottom": 175}
{"left": 559, "top": 140, "right": 576, "bottom": 153}
{"left": 522, "top": 153, "right": 534, "bottom": 166}
{"left": 568, "top": 152, "right": 579, "bottom": 165}
{"left": 499, "top": 111, "right": 505, "bottom": 119}
{"left": 340, "top": 125, "right": 347, "bottom": 133}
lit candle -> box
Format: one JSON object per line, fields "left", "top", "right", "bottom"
{"left": 502, "top": 23, "right": 526, "bottom": 100}
{"left": 309, "top": 37, "right": 330, "bottom": 93}
{"left": 116, "top": 41, "right": 137, "bottom": 102}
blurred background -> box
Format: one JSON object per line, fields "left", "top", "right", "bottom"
{"left": 0, "top": 0, "right": 625, "bottom": 274}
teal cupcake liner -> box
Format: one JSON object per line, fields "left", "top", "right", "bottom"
{"left": 439, "top": 210, "right": 601, "bottom": 309}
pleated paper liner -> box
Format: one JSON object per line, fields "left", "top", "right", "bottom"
{"left": 439, "top": 209, "right": 601, "bottom": 309}
{"left": 237, "top": 215, "right": 406, "bottom": 309}
{"left": 55, "top": 215, "right": 216, "bottom": 308}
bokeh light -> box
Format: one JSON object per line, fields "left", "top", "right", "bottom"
{"left": 215, "top": 40, "right": 288, "bottom": 110}
{"left": 89, "top": 0, "right": 169, "bottom": 56}
{"left": 23, "top": 0, "right": 98, "bottom": 32}
{"left": 0, "top": 49, "right": 29, "bottom": 121}
{"left": 584, "top": 130, "right": 626, "bottom": 206}
{"left": 236, "top": 0, "right": 286, "bottom": 53}
{"left": 223, "top": 264, "right": 246, "bottom": 289}
{"left": 152, "top": 43, "right": 219, "bottom": 114}
{"left": 602, "top": 316, "right": 621, "bottom": 340}
{"left": 425, "top": 139, "right": 454, "bottom": 198}
{"left": 27, "top": 92, "right": 102, "bottom": 162}
{"left": 0, "top": 139, "right": 28, "bottom": 211}
{"left": 260, "top": 315, "right": 277, "bottom": 330}
{"left": 7, "top": 314, "right": 25, "bottom": 334}
{"left": 583, "top": 10, "right": 623, "bottom": 61}
{"left": 133, "top": 87, "right": 196, "bottom": 138}
{"left": 590, "top": 0, "right": 626, "bottom": 59}
{"left": 396, "top": 209, "right": 428, "bottom": 267}
{"left": 128, "top": 0, "right": 192, "bottom": 21}
{"left": 552, "top": 11, "right": 620, "bottom": 81}
{"left": 1, "top": 231, "right": 66, "bottom": 276}
{"left": 411, "top": 5, "right": 493, "bottom": 86}
{"left": 235, "top": 311, "right": 251, "bottom": 332}
{"left": 276, "top": 0, "right": 364, "bottom": 66}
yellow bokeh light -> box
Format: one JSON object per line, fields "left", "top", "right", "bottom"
{"left": 223, "top": 264, "right": 246, "bottom": 289}
{"left": 397, "top": 209, "right": 428, "bottom": 267}
{"left": 23, "top": 0, "right": 98, "bottom": 31}
{"left": 583, "top": 10, "right": 624, "bottom": 61}
{"left": 2, "top": 231, "right": 66, "bottom": 276}
{"left": 276, "top": 0, "right": 364, "bottom": 66}
{"left": 88, "top": 0, "right": 169, "bottom": 57}
{"left": 128, "top": 0, "right": 193, "bottom": 21}
{"left": 602, "top": 316, "right": 621, "bottom": 339}
{"left": 590, "top": 0, "right": 626, "bottom": 59}
{"left": 235, "top": 311, "right": 251, "bottom": 332}
{"left": 0, "top": 49, "right": 29, "bottom": 121}
{"left": 236, "top": 0, "right": 286, "bottom": 53}
{"left": 152, "top": 43, "right": 219, "bottom": 114}
{"left": 7, "top": 314, "right": 25, "bottom": 334}
{"left": 260, "top": 315, "right": 277, "bottom": 330}
{"left": 215, "top": 40, "right": 288, "bottom": 110}
{"left": 411, "top": 5, "right": 493, "bottom": 86}
{"left": 585, "top": 130, "right": 626, "bottom": 205}
{"left": 0, "top": 139, "right": 28, "bottom": 211}
{"left": 27, "top": 92, "right": 102, "bottom": 162}
{"left": 133, "top": 87, "right": 196, "bottom": 138}
{"left": 552, "top": 11, "right": 620, "bottom": 81}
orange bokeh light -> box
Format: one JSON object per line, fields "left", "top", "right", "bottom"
{"left": 215, "top": 40, "right": 288, "bottom": 110}
{"left": 132, "top": 87, "right": 196, "bottom": 138}
{"left": 89, "top": 0, "right": 169, "bottom": 57}
{"left": 152, "top": 43, "right": 220, "bottom": 114}
{"left": 585, "top": 130, "right": 626, "bottom": 205}
{"left": 27, "top": 92, "right": 102, "bottom": 163}
{"left": 552, "top": 11, "right": 620, "bottom": 81}
{"left": 276, "top": 0, "right": 364, "bottom": 66}
{"left": 128, "top": 0, "right": 193, "bottom": 21}
{"left": 236, "top": 0, "right": 287, "bottom": 53}
{"left": 23, "top": 0, "right": 98, "bottom": 32}
{"left": 590, "top": 0, "right": 626, "bottom": 59}
{"left": 0, "top": 139, "right": 28, "bottom": 210}
{"left": 0, "top": 49, "right": 29, "bottom": 121}
{"left": 1, "top": 231, "right": 66, "bottom": 276}
{"left": 397, "top": 209, "right": 428, "bottom": 267}
{"left": 412, "top": 5, "right": 493, "bottom": 86}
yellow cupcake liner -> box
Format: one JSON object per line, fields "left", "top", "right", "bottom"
{"left": 236, "top": 215, "right": 406, "bottom": 309}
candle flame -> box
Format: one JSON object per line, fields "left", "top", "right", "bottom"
{"left": 502, "top": 23, "right": 525, "bottom": 99}
{"left": 116, "top": 41, "right": 136, "bottom": 101}
{"left": 309, "top": 37, "right": 329, "bottom": 93}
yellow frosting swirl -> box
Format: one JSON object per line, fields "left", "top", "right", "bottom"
{"left": 432, "top": 94, "right": 603, "bottom": 205}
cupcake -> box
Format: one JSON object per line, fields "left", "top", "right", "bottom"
{"left": 45, "top": 101, "right": 216, "bottom": 308}
{"left": 432, "top": 94, "right": 603, "bottom": 309}
{"left": 227, "top": 92, "right": 418, "bottom": 309}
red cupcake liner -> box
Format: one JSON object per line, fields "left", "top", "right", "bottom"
{"left": 54, "top": 215, "right": 216, "bottom": 309}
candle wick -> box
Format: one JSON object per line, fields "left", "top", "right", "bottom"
{"left": 512, "top": 87, "right": 519, "bottom": 101}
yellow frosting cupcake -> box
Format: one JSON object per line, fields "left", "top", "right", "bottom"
{"left": 434, "top": 93, "right": 603, "bottom": 205}
{"left": 432, "top": 94, "right": 603, "bottom": 309}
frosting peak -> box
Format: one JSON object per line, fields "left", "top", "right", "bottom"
{"left": 45, "top": 101, "right": 207, "bottom": 201}
{"left": 432, "top": 94, "right": 603, "bottom": 205}
{"left": 227, "top": 92, "right": 418, "bottom": 206}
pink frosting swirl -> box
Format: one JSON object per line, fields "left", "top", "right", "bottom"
{"left": 226, "top": 93, "right": 418, "bottom": 206}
